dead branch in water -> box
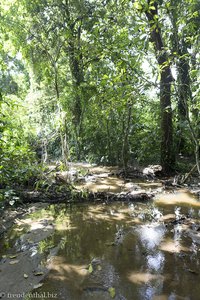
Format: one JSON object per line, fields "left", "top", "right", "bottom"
{"left": 181, "top": 164, "right": 197, "bottom": 184}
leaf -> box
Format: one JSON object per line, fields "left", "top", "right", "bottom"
{"left": 33, "top": 283, "right": 43, "bottom": 289}
{"left": 105, "top": 242, "right": 115, "bottom": 246}
{"left": 24, "top": 273, "right": 29, "bottom": 278}
{"left": 9, "top": 200, "right": 15, "bottom": 206}
{"left": 88, "top": 264, "right": 93, "bottom": 273}
{"left": 188, "top": 269, "right": 198, "bottom": 275}
{"left": 27, "top": 239, "right": 34, "bottom": 243}
{"left": 149, "top": 6, "right": 156, "bottom": 10}
{"left": 33, "top": 272, "right": 44, "bottom": 276}
{"left": 9, "top": 255, "right": 17, "bottom": 259}
{"left": 134, "top": 2, "right": 143, "bottom": 10}
{"left": 9, "top": 260, "right": 19, "bottom": 265}
{"left": 97, "top": 265, "right": 102, "bottom": 271}
{"left": 108, "top": 287, "right": 116, "bottom": 298}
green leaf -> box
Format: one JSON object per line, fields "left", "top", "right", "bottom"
{"left": 9, "top": 260, "right": 19, "bottom": 265}
{"left": 33, "top": 283, "right": 43, "bottom": 289}
{"left": 9, "top": 255, "right": 17, "bottom": 259}
{"left": 134, "top": 2, "right": 143, "bottom": 10}
{"left": 149, "top": 6, "right": 156, "bottom": 11}
{"left": 108, "top": 287, "right": 116, "bottom": 298}
{"left": 33, "top": 271, "right": 44, "bottom": 276}
{"left": 88, "top": 264, "right": 93, "bottom": 273}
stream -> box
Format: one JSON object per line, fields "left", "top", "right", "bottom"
{"left": 0, "top": 166, "right": 200, "bottom": 300}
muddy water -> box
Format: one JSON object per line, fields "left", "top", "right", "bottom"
{"left": 0, "top": 190, "right": 200, "bottom": 300}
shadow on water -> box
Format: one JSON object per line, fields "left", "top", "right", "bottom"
{"left": 1, "top": 188, "right": 200, "bottom": 299}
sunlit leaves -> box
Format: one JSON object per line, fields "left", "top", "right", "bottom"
{"left": 88, "top": 263, "right": 93, "bottom": 273}
{"left": 134, "top": 1, "right": 143, "bottom": 11}
{"left": 0, "top": 0, "right": 199, "bottom": 170}
{"left": 108, "top": 287, "right": 116, "bottom": 298}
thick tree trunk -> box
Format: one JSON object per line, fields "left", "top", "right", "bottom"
{"left": 68, "top": 38, "right": 84, "bottom": 125}
{"left": 68, "top": 32, "right": 84, "bottom": 159}
{"left": 175, "top": 40, "right": 191, "bottom": 153}
{"left": 64, "top": 1, "right": 85, "bottom": 159}
{"left": 160, "top": 67, "right": 174, "bottom": 172}
{"left": 145, "top": 1, "right": 175, "bottom": 173}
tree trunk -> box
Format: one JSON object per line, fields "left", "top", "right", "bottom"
{"left": 169, "top": 4, "right": 187, "bottom": 145}
{"left": 54, "top": 66, "right": 69, "bottom": 165}
{"left": 160, "top": 66, "right": 174, "bottom": 172}
{"left": 122, "top": 101, "right": 132, "bottom": 170}
{"left": 145, "top": 1, "right": 175, "bottom": 173}
{"left": 64, "top": 2, "right": 85, "bottom": 159}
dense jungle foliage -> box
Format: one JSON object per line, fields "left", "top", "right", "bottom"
{"left": 0, "top": 0, "right": 199, "bottom": 191}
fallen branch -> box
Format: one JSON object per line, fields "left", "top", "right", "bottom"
{"left": 44, "top": 163, "right": 61, "bottom": 176}
{"left": 86, "top": 191, "right": 154, "bottom": 202}
{"left": 181, "top": 164, "right": 197, "bottom": 184}
{"left": 18, "top": 186, "right": 154, "bottom": 204}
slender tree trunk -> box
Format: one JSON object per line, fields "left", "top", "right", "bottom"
{"left": 60, "top": 129, "right": 68, "bottom": 166}
{"left": 54, "top": 66, "right": 69, "bottom": 165}
{"left": 145, "top": 1, "right": 175, "bottom": 173}
{"left": 42, "top": 139, "right": 48, "bottom": 163}
{"left": 106, "top": 119, "right": 112, "bottom": 163}
{"left": 122, "top": 101, "right": 132, "bottom": 170}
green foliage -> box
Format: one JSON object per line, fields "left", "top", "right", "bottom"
{"left": 0, "top": 0, "right": 199, "bottom": 182}
{"left": 0, "top": 97, "right": 39, "bottom": 187}
{"left": 0, "top": 189, "right": 20, "bottom": 206}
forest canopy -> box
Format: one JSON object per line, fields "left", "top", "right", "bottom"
{"left": 0, "top": 0, "right": 200, "bottom": 188}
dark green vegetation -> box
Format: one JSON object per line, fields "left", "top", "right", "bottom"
{"left": 0, "top": 0, "right": 199, "bottom": 194}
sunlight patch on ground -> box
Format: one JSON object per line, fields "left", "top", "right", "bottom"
{"left": 48, "top": 256, "right": 88, "bottom": 284}
{"left": 69, "top": 162, "right": 118, "bottom": 175}
{"left": 75, "top": 177, "right": 125, "bottom": 193}
{"left": 16, "top": 217, "right": 54, "bottom": 230}
{"left": 127, "top": 272, "right": 165, "bottom": 284}
{"left": 155, "top": 192, "right": 200, "bottom": 207}
{"left": 153, "top": 295, "right": 170, "bottom": 300}
{"left": 83, "top": 205, "right": 140, "bottom": 223}
{"left": 138, "top": 182, "right": 162, "bottom": 188}
{"left": 55, "top": 223, "right": 77, "bottom": 231}
{"left": 159, "top": 238, "right": 190, "bottom": 253}
{"left": 159, "top": 213, "right": 176, "bottom": 222}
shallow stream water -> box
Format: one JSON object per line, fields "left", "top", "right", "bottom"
{"left": 1, "top": 189, "right": 200, "bottom": 300}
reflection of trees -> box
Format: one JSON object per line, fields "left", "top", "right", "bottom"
{"left": 27, "top": 202, "right": 200, "bottom": 299}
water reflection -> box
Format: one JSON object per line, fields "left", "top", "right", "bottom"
{"left": 136, "top": 224, "right": 166, "bottom": 250}
{"left": 1, "top": 192, "right": 200, "bottom": 300}
{"left": 147, "top": 251, "right": 165, "bottom": 271}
